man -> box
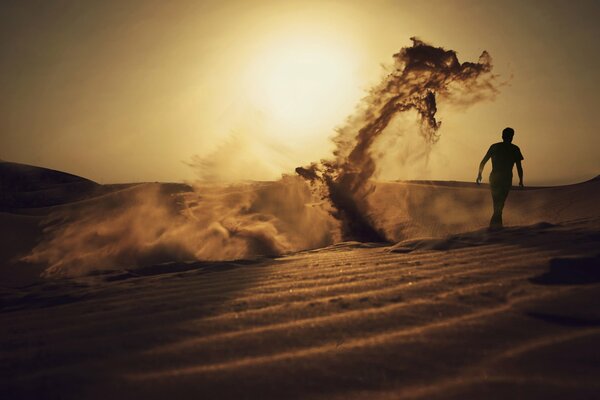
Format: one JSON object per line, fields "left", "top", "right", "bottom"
{"left": 476, "top": 127, "right": 524, "bottom": 228}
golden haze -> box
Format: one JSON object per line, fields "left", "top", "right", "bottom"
{"left": 0, "top": 0, "right": 598, "bottom": 184}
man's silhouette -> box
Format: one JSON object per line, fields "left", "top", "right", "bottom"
{"left": 477, "top": 127, "right": 524, "bottom": 228}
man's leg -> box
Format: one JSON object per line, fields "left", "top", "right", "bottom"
{"left": 490, "top": 185, "right": 502, "bottom": 228}
{"left": 490, "top": 183, "right": 510, "bottom": 228}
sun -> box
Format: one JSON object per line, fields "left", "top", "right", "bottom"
{"left": 244, "top": 33, "right": 361, "bottom": 141}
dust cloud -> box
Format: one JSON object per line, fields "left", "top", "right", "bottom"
{"left": 24, "top": 178, "right": 339, "bottom": 277}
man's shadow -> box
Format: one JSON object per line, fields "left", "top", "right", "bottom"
{"left": 529, "top": 253, "right": 600, "bottom": 285}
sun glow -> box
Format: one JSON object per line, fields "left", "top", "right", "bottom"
{"left": 244, "top": 33, "right": 362, "bottom": 141}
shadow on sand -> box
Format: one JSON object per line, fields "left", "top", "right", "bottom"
{"left": 0, "top": 258, "right": 269, "bottom": 313}
{"left": 529, "top": 253, "right": 600, "bottom": 285}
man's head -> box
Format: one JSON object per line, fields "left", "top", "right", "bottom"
{"left": 502, "top": 127, "right": 515, "bottom": 143}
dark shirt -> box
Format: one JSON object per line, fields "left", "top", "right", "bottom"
{"left": 486, "top": 142, "right": 524, "bottom": 178}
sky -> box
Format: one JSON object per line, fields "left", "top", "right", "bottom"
{"left": 1, "top": 0, "right": 599, "bottom": 184}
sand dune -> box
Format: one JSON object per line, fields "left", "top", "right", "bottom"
{"left": 0, "top": 162, "right": 101, "bottom": 211}
{"left": 369, "top": 176, "right": 600, "bottom": 240}
{"left": 1, "top": 165, "right": 599, "bottom": 399}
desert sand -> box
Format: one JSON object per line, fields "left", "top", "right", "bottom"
{"left": 1, "top": 161, "right": 599, "bottom": 399}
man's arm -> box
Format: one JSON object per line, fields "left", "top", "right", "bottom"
{"left": 516, "top": 160, "right": 524, "bottom": 187}
{"left": 476, "top": 148, "right": 492, "bottom": 184}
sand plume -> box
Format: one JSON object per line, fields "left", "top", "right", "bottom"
{"left": 297, "top": 38, "right": 498, "bottom": 241}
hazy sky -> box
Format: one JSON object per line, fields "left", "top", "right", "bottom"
{"left": 1, "top": 0, "right": 599, "bottom": 184}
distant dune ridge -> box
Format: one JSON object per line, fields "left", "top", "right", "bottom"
{"left": 0, "top": 161, "right": 99, "bottom": 210}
